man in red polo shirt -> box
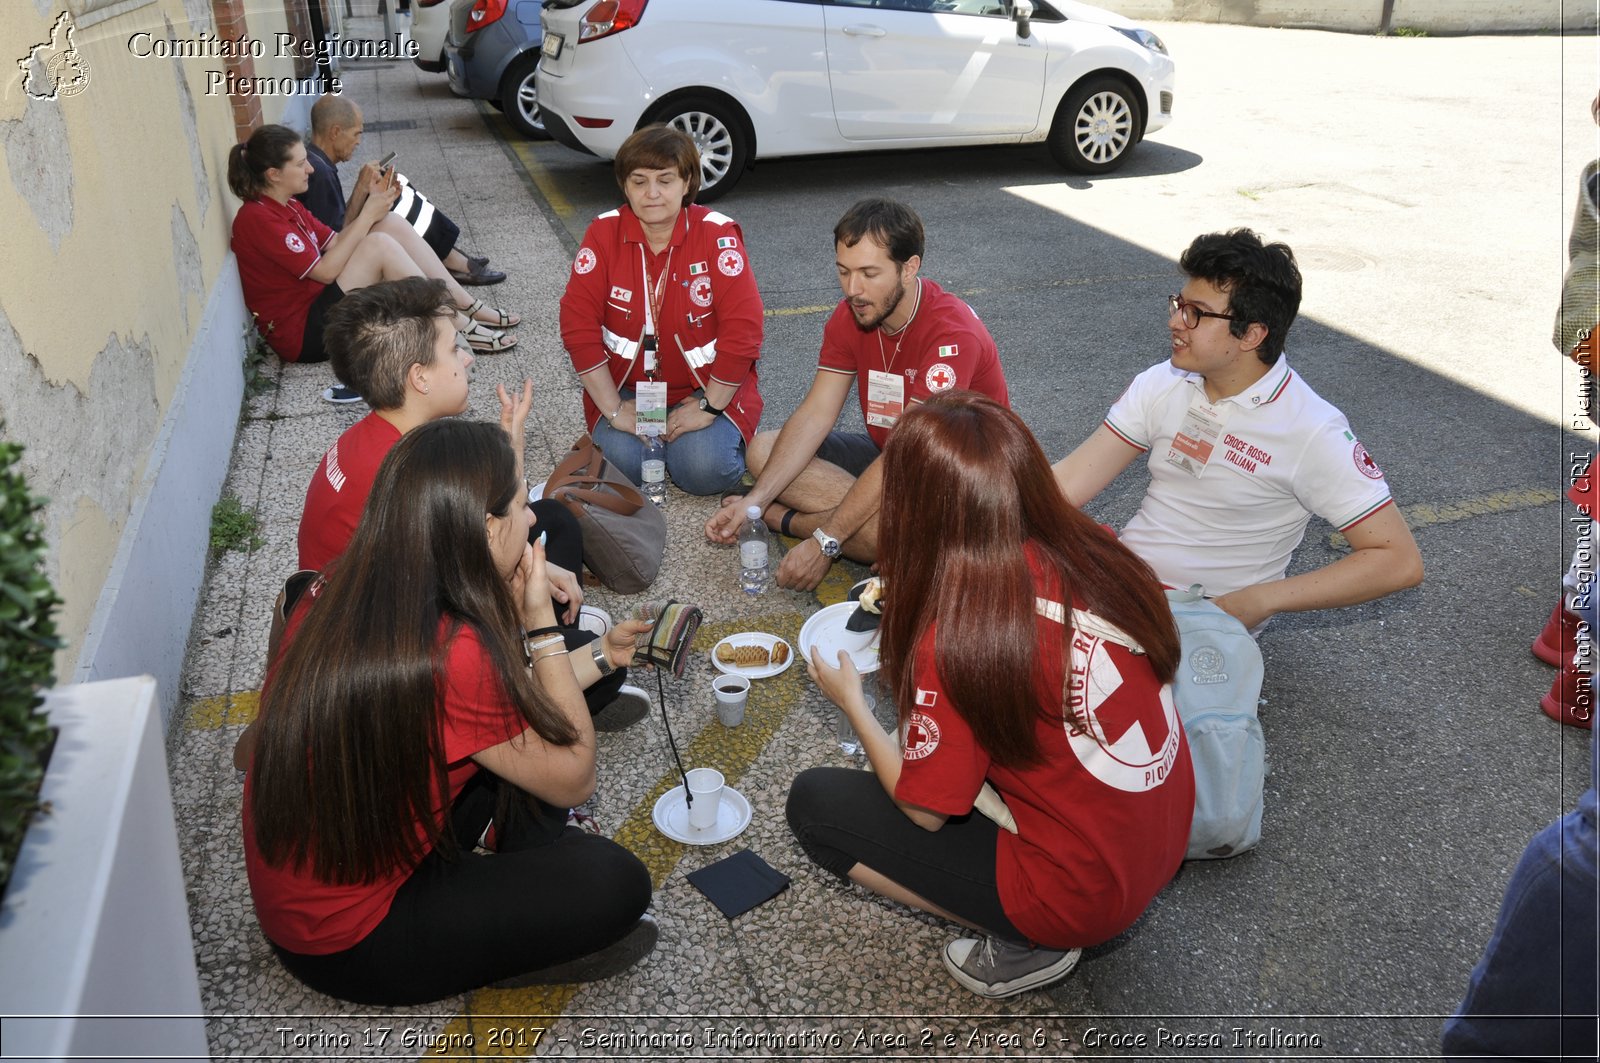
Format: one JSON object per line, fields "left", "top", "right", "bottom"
{"left": 705, "top": 199, "right": 1008, "bottom": 590}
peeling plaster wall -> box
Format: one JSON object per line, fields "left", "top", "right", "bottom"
{"left": 1, "top": 0, "right": 250, "bottom": 724}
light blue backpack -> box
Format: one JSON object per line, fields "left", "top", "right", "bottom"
{"left": 1165, "top": 587, "right": 1265, "bottom": 860}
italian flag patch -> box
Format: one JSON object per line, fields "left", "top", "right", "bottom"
{"left": 689, "top": 262, "right": 708, "bottom": 275}
{"left": 937, "top": 344, "right": 959, "bottom": 357}
{"left": 717, "top": 236, "right": 738, "bottom": 249}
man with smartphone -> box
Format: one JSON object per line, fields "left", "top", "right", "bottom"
{"left": 298, "top": 93, "right": 505, "bottom": 288}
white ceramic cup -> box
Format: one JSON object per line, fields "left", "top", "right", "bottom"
{"left": 685, "top": 767, "right": 725, "bottom": 831}
{"left": 713, "top": 673, "right": 751, "bottom": 727}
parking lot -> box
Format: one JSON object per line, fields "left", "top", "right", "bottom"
{"left": 178, "top": 17, "right": 1597, "bottom": 1058}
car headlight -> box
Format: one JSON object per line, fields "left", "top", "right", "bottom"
{"left": 1115, "top": 26, "right": 1168, "bottom": 54}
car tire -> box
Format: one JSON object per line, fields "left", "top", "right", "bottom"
{"left": 647, "top": 96, "right": 750, "bottom": 203}
{"left": 1048, "top": 76, "right": 1142, "bottom": 174}
{"left": 498, "top": 53, "right": 549, "bottom": 140}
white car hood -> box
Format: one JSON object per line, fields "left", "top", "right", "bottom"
{"left": 1049, "top": 0, "right": 1143, "bottom": 30}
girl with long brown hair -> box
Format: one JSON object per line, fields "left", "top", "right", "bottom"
{"left": 786, "top": 392, "right": 1195, "bottom": 999}
{"left": 242, "top": 420, "right": 653, "bottom": 1004}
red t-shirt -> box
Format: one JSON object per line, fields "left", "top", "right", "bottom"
{"left": 297, "top": 412, "right": 402, "bottom": 572}
{"left": 231, "top": 197, "right": 335, "bottom": 362}
{"left": 242, "top": 620, "right": 527, "bottom": 954}
{"left": 894, "top": 552, "right": 1194, "bottom": 948}
{"left": 817, "top": 278, "right": 1008, "bottom": 449}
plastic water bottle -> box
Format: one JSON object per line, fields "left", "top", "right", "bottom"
{"left": 739, "top": 505, "right": 770, "bottom": 595}
{"left": 640, "top": 434, "right": 666, "bottom": 508}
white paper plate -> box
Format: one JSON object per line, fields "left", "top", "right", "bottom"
{"left": 798, "top": 601, "right": 882, "bottom": 674}
{"left": 710, "top": 632, "right": 794, "bottom": 679}
{"left": 528, "top": 481, "right": 545, "bottom": 502}
{"left": 652, "top": 784, "right": 752, "bottom": 845}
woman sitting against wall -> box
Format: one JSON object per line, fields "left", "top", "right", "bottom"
{"left": 227, "top": 123, "right": 518, "bottom": 365}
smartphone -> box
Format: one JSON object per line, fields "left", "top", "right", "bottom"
{"left": 377, "top": 150, "right": 396, "bottom": 171}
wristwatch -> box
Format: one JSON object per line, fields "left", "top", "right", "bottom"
{"left": 590, "top": 640, "right": 616, "bottom": 677}
{"left": 696, "top": 395, "right": 726, "bottom": 416}
{"left": 812, "top": 527, "right": 842, "bottom": 559}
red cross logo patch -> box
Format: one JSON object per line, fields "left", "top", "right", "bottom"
{"left": 574, "top": 247, "right": 597, "bottom": 275}
{"left": 690, "top": 276, "right": 713, "bottom": 308}
{"left": 1353, "top": 441, "right": 1383, "bottom": 480}
{"left": 925, "top": 362, "right": 957, "bottom": 393}
{"left": 903, "top": 711, "right": 942, "bottom": 761}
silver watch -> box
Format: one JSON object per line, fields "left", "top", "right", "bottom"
{"left": 590, "top": 640, "right": 616, "bottom": 677}
{"left": 812, "top": 527, "right": 842, "bottom": 559}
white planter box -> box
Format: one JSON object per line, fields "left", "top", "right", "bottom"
{"left": 0, "top": 677, "right": 208, "bottom": 1061}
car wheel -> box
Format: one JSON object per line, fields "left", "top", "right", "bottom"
{"left": 498, "top": 54, "right": 548, "bottom": 140}
{"left": 650, "top": 96, "right": 750, "bottom": 202}
{"left": 1048, "top": 76, "right": 1142, "bottom": 174}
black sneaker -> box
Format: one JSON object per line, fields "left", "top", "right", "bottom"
{"left": 492, "top": 914, "right": 657, "bottom": 987}
{"left": 942, "top": 936, "right": 1081, "bottom": 998}
{"left": 591, "top": 684, "right": 650, "bottom": 732}
{"left": 322, "top": 384, "right": 362, "bottom": 405}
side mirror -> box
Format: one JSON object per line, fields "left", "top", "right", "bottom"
{"left": 1011, "top": 0, "right": 1033, "bottom": 38}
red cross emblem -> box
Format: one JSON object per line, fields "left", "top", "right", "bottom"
{"left": 903, "top": 712, "right": 941, "bottom": 761}
{"left": 1091, "top": 688, "right": 1170, "bottom": 754}
{"left": 925, "top": 362, "right": 957, "bottom": 393}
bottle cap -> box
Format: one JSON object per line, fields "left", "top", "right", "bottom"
{"left": 746, "top": 506, "right": 762, "bottom": 520}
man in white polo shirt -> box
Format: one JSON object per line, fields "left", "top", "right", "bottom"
{"left": 1053, "top": 229, "right": 1423, "bottom": 632}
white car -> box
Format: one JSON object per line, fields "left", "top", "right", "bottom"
{"left": 536, "top": 0, "right": 1175, "bottom": 201}
{"left": 412, "top": 0, "right": 451, "bottom": 72}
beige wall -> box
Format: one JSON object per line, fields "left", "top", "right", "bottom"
{"left": 1095, "top": 0, "right": 1596, "bottom": 33}
{"left": 0, "top": 0, "right": 243, "bottom": 680}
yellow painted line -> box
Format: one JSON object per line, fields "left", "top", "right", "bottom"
{"left": 505, "top": 134, "right": 575, "bottom": 223}
{"left": 443, "top": 611, "right": 814, "bottom": 1054}
{"left": 1329, "top": 487, "right": 1560, "bottom": 549}
{"left": 186, "top": 690, "right": 258, "bottom": 729}
{"left": 761, "top": 274, "right": 1168, "bottom": 321}
{"left": 765, "top": 303, "right": 835, "bottom": 318}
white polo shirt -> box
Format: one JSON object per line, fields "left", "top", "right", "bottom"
{"left": 1104, "top": 357, "right": 1394, "bottom": 597}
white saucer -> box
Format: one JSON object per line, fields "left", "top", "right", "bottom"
{"left": 652, "top": 783, "right": 752, "bottom": 845}
{"left": 798, "top": 602, "right": 882, "bottom": 674}
{"left": 710, "top": 632, "right": 794, "bottom": 679}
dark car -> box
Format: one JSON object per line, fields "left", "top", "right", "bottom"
{"left": 445, "top": 0, "right": 546, "bottom": 138}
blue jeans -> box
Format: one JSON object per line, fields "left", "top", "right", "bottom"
{"left": 1441, "top": 724, "right": 1598, "bottom": 1060}
{"left": 589, "top": 390, "right": 746, "bottom": 496}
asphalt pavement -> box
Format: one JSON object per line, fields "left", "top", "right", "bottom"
{"left": 178, "top": 18, "right": 1599, "bottom": 1059}
{"left": 503, "top": 22, "right": 1600, "bottom": 1052}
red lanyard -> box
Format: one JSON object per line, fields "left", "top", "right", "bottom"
{"left": 639, "top": 246, "right": 674, "bottom": 378}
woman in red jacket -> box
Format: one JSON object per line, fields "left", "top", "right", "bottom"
{"left": 559, "top": 126, "right": 763, "bottom": 495}
{"left": 787, "top": 393, "right": 1194, "bottom": 999}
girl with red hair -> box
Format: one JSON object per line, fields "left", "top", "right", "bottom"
{"left": 787, "top": 391, "right": 1195, "bottom": 998}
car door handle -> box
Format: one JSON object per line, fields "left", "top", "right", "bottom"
{"left": 841, "top": 24, "right": 887, "bottom": 37}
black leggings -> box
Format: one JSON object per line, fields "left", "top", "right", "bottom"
{"left": 786, "top": 766, "right": 1025, "bottom": 942}
{"left": 528, "top": 500, "right": 627, "bottom": 714}
{"left": 272, "top": 773, "right": 651, "bottom": 1005}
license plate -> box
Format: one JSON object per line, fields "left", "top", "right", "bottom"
{"left": 542, "top": 33, "right": 563, "bottom": 59}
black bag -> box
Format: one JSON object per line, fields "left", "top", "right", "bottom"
{"left": 542, "top": 435, "right": 667, "bottom": 593}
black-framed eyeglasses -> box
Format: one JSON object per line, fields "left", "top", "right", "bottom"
{"left": 1169, "top": 294, "right": 1236, "bottom": 329}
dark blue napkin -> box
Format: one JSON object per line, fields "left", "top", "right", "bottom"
{"left": 686, "top": 849, "right": 790, "bottom": 919}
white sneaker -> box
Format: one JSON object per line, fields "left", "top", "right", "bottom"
{"left": 577, "top": 604, "right": 613, "bottom": 638}
{"left": 943, "top": 936, "right": 1081, "bottom": 999}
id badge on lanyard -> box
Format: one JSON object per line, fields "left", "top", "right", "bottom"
{"left": 636, "top": 379, "right": 667, "bottom": 437}
{"left": 1163, "top": 391, "right": 1230, "bottom": 478}
{"left": 866, "top": 369, "right": 905, "bottom": 429}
